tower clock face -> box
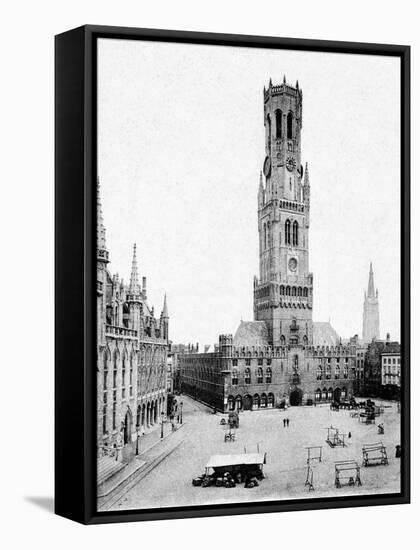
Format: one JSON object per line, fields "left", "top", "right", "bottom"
{"left": 263, "top": 156, "right": 271, "bottom": 177}
{"left": 286, "top": 156, "right": 296, "bottom": 172}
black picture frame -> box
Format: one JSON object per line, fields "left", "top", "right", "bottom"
{"left": 55, "top": 24, "right": 410, "bottom": 525}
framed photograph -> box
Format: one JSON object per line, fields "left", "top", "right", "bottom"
{"left": 55, "top": 25, "right": 410, "bottom": 524}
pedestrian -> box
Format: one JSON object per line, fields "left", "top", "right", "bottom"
{"left": 286, "top": 418, "right": 290, "bottom": 427}
{"left": 283, "top": 418, "right": 286, "bottom": 428}
{"left": 348, "top": 431, "right": 352, "bottom": 439}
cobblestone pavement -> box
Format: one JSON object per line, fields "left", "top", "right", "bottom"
{"left": 112, "top": 395, "right": 401, "bottom": 511}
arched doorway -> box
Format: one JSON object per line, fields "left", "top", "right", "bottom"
{"left": 123, "top": 409, "right": 132, "bottom": 444}
{"left": 290, "top": 389, "right": 303, "bottom": 406}
{"left": 334, "top": 387, "right": 342, "bottom": 403}
{"left": 243, "top": 394, "right": 253, "bottom": 411}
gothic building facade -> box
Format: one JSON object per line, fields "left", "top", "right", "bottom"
{"left": 362, "top": 262, "right": 380, "bottom": 343}
{"left": 180, "top": 78, "right": 357, "bottom": 410}
{"left": 96, "top": 182, "right": 170, "bottom": 453}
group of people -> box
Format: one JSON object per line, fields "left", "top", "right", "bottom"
{"left": 282, "top": 417, "right": 291, "bottom": 427}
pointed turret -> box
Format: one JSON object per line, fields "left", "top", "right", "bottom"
{"left": 97, "top": 177, "right": 109, "bottom": 264}
{"left": 129, "top": 243, "right": 140, "bottom": 296}
{"left": 162, "top": 293, "right": 168, "bottom": 318}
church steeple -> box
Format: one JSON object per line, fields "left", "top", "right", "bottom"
{"left": 160, "top": 293, "right": 169, "bottom": 341}
{"left": 363, "top": 262, "right": 380, "bottom": 342}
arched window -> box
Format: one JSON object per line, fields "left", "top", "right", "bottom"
{"left": 235, "top": 395, "right": 242, "bottom": 410}
{"left": 232, "top": 369, "right": 238, "bottom": 386}
{"left": 275, "top": 109, "right": 282, "bottom": 138}
{"left": 280, "top": 336, "right": 286, "bottom": 346}
{"left": 268, "top": 393, "right": 275, "bottom": 408}
{"left": 267, "top": 114, "right": 271, "bottom": 150}
{"left": 292, "top": 287, "right": 296, "bottom": 296}
{"left": 335, "top": 363, "right": 340, "bottom": 379}
{"left": 303, "top": 288, "right": 308, "bottom": 297}
{"left": 302, "top": 335, "right": 308, "bottom": 346}
{"left": 266, "top": 367, "right": 272, "bottom": 383}
{"left": 285, "top": 219, "right": 291, "bottom": 245}
{"left": 315, "top": 389, "right": 322, "bottom": 402}
{"left": 286, "top": 286, "right": 291, "bottom": 296}
{"left": 343, "top": 364, "right": 349, "bottom": 379}
{"left": 280, "top": 285, "right": 285, "bottom": 295}
{"left": 297, "top": 287, "right": 302, "bottom": 296}
{"left": 228, "top": 395, "right": 235, "bottom": 411}
{"left": 253, "top": 394, "right": 260, "bottom": 408}
{"left": 260, "top": 393, "right": 267, "bottom": 408}
{"left": 327, "top": 388, "right": 333, "bottom": 400}
{"left": 316, "top": 366, "right": 322, "bottom": 380}
{"left": 341, "top": 388, "right": 347, "bottom": 399}
{"left": 244, "top": 368, "right": 251, "bottom": 384}
{"left": 257, "top": 367, "right": 263, "bottom": 384}
{"left": 287, "top": 112, "right": 293, "bottom": 139}
{"left": 322, "top": 388, "right": 327, "bottom": 400}
{"left": 113, "top": 350, "right": 118, "bottom": 388}
{"left": 326, "top": 364, "right": 331, "bottom": 380}
{"left": 292, "top": 221, "right": 299, "bottom": 246}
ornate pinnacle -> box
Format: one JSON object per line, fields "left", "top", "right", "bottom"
{"left": 129, "top": 243, "right": 140, "bottom": 295}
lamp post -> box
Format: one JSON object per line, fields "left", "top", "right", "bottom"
{"left": 180, "top": 401, "right": 183, "bottom": 424}
{"left": 135, "top": 423, "right": 140, "bottom": 456}
{"left": 160, "top": 411, "right": 164, "bottom": 439}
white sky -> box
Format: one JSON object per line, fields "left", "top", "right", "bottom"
{"left": 98, "top": 38, "right": 400, "bottom": 346}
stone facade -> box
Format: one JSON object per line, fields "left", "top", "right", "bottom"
{"left": 96, "top": 181, "right": 169, "bottom": 453}
{"left": 180, "top": 79, "right": 357, "bottom": 410}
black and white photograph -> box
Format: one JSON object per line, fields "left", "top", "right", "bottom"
{"left": 95, "top": 37, "right": 404, "bottom": 513}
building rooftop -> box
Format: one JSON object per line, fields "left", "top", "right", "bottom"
{"left": 313, "top": 322, "right": 341, "bottom": 347}
{"left": 233, "top": 321, "right": 269, "bottom": 347}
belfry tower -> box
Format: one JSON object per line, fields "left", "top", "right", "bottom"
{"left": 254, "top": 78, "right": 313, "bottom": 346}
{"left": 362, "top": 262, "right": 380, "bottom": 342}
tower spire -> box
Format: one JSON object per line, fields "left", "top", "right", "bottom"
{"left": 367, "top": 262, "right": 375, "bottom": 298}
{"left": 129, "top": 243, "right": 140, "bottom": 294}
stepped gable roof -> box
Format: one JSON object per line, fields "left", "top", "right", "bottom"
{"left": 313, "top": 322, "right": 340, "bottom": 347}
{"left": 233, "top": 321, "right": 269, "bottom": 347}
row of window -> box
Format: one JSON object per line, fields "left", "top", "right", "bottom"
{"left": 316, "top": 365, "right": 351, "bottom": 380}
{"left": 231, "top": 367, "right": 272, "bottom": 385}
{"left": 314, "top": 387, "right": 347, "bottom": 401}
{"left": 227, "top": 393, "right": 275, "bottom": 410}
{"left": 382, "top": 357, "right": 400, "bottom": 364}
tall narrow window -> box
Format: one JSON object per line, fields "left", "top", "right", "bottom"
{"left": 267, "top": 114, "right": 271, "bottom": 150}
{"left": 287, "top": 112, "right": 293, "bottom": 139}
{"left": 257, "top": 367, "right": 263, "bottom": 383}
{"left": 275, "top": 109, "right": 282, "bottom": 138}
{"left": 292, "top": 221, "right": 299, "bottom": 246}
{"left": 245, "top": 368, "right": 251, "bottom": 384}
{"left": 285, "top": 219, "right": 291, "bottom": 245}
